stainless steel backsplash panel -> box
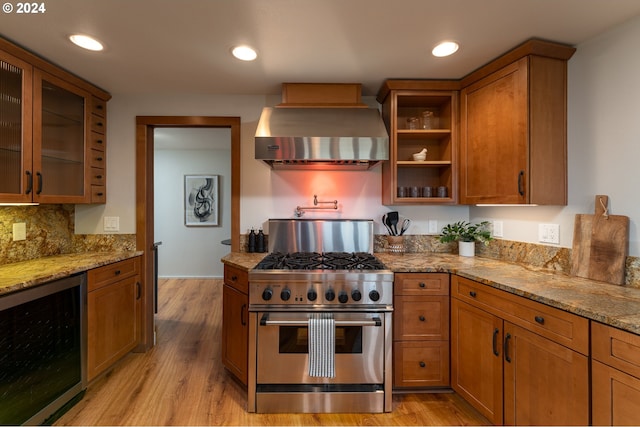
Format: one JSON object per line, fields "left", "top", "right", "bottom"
{"left": 267, "top": 219, "right": 374, "bottom": 254}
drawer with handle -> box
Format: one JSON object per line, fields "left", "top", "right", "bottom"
{"left": 452, "top": 275, "right": 588, "bottom": 354}
{"left": 224, "top": 265, "right": 248, "bottom": 294}
{"left": 394, "top": 295, "right": 449, "bottom": 341}
{"left": 90, "top": 113, "right": 107, "bottom": 134}
{"left": 393, "top": 341, "right": 449, "bottom": 387}
{"left": 90, "top": 131, "right": 106, "bottom": 151}
{"left": 91, "top": 97, "right": 107, "bottom": 118}
{"left": 394, "top": 273, "right": 449, "bottom": 295}
{"left": 88, "top": 257, "right": 140, "bottom": 292}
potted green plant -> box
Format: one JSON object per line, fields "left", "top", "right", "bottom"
{"left": 439, "top": 220, "right": 493, "bottom": 256}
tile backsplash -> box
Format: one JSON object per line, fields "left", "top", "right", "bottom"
{"left": 0, "top": 205, "right": 135, "bottom": 265}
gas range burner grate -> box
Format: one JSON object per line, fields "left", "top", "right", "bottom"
{"left": 254, "top": 252, "right": 387, "bottom": 271}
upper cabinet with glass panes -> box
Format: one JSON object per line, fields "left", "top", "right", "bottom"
{"left": 0, "top": 37, "right": 110, "bottom": 204}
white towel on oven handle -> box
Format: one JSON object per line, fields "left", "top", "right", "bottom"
{"left": 308, "top": 312, "right": 335, "bottom": 378}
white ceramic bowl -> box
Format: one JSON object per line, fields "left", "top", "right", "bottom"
{"left": 413, "top": 153, "right": 426, "bottom": 161}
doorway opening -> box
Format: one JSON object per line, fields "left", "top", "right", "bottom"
{"left": 136, "top": 116, "right": 241, "bottom": 350}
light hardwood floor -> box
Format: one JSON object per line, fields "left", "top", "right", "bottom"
{"left": 56, "top": 278, "right": 490, "bottom": 426}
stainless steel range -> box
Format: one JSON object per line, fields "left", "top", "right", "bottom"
{"left": 247, "top": 219, "right": 393, "bottom": 414}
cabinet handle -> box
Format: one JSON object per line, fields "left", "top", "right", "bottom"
{"left": 96, "top": 192, "right": 104, "bottom": 196}
{"left": 504, "top": 333, "right": 512, "bottom": 363}
{"left": 136, "top": 281, "right": 141, "bottom": 300}
{"left": 115, "top": 269, "right": 121, "bottom": 275}
{"left": 534, "top": 315, "right": 545, "bottom": 325}
{"left": 96, "top": 139, "right": 103, "bottom": 144}
{"left": 419, "top": 361, "right": 426, "bottom": 368}
{"left": 492, "top": 327, "right": 500, "bottom": 356}
{"left": 96, "top": 175, "right": 103, "bottom": 179}
{"left": 36, "top": 172, "right": 43, "bottom": 195}
{"left": 231, "top": 275, "right": 238, "bottom": 282}
{"left": 241, "top": 304, "right": 247, "bottom": 326}
{"left": 96, "top": 156, "right": 103, "bottom": 161}
{"left": 518, "top": 170, "right": 525, "bottom": 196}
{"left": 419, "top": 282, "right": 425, "bottom": 288}
{"left": 25, "top": 171, "right": 33, "bottom": 194}
{"left": 469, "top": 291, "right": 477, "bottom": 298}
{"left": 419, "top": 315, "right": 426, "bottom": 322}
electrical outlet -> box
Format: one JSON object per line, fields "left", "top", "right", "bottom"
{"left": 428, "top": 220, "right": 438, "bottom": 234}
{"left": 13, "top": 223, "right": 26, "bottom": 241}
{"left": 539, "top": 223, "right": 560, "bottom": 244}
{"left": 492, "top": 220, "right": 504, "bottom": 238}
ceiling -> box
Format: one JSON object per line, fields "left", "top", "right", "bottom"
{"left": 2, "top": 0, "right": 640, "bottom": 97}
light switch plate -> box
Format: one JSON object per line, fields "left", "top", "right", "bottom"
{"left": 103, "top": 216, "right": 120, "bottom": 232}
{"left": 13, "top": 223, "right": 26, "bottom": 241}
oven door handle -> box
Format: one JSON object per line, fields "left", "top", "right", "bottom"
{"left": 259, "top": 314, "right": 382, "bottom": 327}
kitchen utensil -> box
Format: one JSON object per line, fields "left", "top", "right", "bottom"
{"left": 387, "top": 211, "right": 399, "bottom": 236}
{"left": 382, "top": 214, "right": 394, "bottom": 235}
{"left": 571, "top": 195, "right": 629, "bottom": 284}
{"left": 399, "top": 219, "right": 411, "bottom": 235}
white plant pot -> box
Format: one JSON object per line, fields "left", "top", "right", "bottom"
{"left": 459, "top": 241, "right": 475, "bottom": 257}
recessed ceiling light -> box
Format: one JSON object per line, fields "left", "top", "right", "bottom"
{"left": 432, "top": 41, "right": 459, "bottom": 57}
{"left": 231, "top": 45, "right": 257, "bottom": 61}
{"left": 69, "top": 34, "right": 104, "bottom": 51}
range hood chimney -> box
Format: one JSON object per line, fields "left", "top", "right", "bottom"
{"left": 254, "top": 84, "right": 389, "bottom": 170}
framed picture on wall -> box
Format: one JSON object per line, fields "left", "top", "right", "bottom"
{"left": 184, "top": 175, "right": 219, "bottom": 226}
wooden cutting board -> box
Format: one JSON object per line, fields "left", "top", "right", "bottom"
{"left": 571, "top": 195, "right": 629, "bottom": 284}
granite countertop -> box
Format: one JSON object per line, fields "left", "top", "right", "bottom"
{"left": 222, "top": 251, "right": 640, "bottom": 335}
{"left": 0, "top": 251, "right": 143, "bottom": 296}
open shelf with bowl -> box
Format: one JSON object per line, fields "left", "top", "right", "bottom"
{"left": 377, "top": 81, "right": 459, "bottom": 205}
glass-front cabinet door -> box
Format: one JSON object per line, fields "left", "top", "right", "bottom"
{"left": 0, "top": 50, "right": 33, "bottom": 203}
{"left": 33, "top": 70, "right": 89, "bottom": 203}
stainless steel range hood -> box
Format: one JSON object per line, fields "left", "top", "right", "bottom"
{"left": 255, "top": 107, "right": 389, "bottom": 170}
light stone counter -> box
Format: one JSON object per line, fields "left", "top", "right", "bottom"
{"left": 0, "top": 251, "right": 143, "bottom": 296}
{"left": 222, "top": 251, "right": 640, "bottom": 336}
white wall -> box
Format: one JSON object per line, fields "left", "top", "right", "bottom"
{"left": 75, "top": 92, "right": 265, "bottom": 235}
{"left": 154, "top": 129, "right": 231, "bottom": 278}
{"left": 75, "top": 15, "right": 640, "bottom": 259}
{"left": 470, "top": 15, "right": 640, "bottom": 256}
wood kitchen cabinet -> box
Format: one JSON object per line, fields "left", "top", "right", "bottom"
{"left": 222, "top": 264, "right": 249, "bottom": 385}
{"left": 87, "top": 257, "right": 141, "bottom": 381}
{"left": 459, "top": 39, "right": 575, "bottom": 205}
{"left": 0, "top": 36, "right": 110, "bottom": 204}
{"left": 393, "top": 273, "right": 449, "bottom": 388}
{"left": 592, "top": 321, "right": 640, "bottom": 425}
{"left": 377, "top": 81, "right": 459, "bottom": 205}
{"left": 451, "top": 275, "right": 589, "bottom": 425}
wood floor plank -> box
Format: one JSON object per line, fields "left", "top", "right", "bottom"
{"left": 55, "top": 278, "right": 489, "bottom": 426}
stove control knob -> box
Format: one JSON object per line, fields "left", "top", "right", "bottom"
{"left": 262, "top": 288, "right": 273, "bottom": 301}
{"left": 280, "top": 288, "right": 291, "bottom": 301}
{"left": 307, "top": 289, "right": 318, "bottom": 301}
{"left": 338, "top": 291, "right": 349, "bottom": 304}
{"left": 369, "top": 290, "right": 380, "bottom": 302}
{"left": 351, "top": 290, "right": 362, "bottom": 301}
{"left": 325, "top": 289, "right": 336, "bottom": 301}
